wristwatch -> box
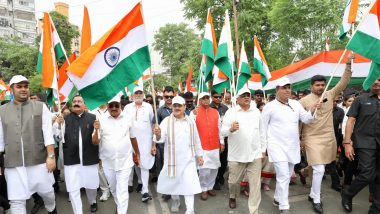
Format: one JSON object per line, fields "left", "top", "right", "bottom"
{"left": 48, "top": 154, "right": 56, "bottom": 159}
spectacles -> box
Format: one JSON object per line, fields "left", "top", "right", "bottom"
{"left": 213, "top": 96, "right": 222, "bottom": 99}
{"left": 239, "top": 93, "right": 251, "bottom": 98}
{"left": 164, "top": 96, "right": 174, "bottom": 99}
{"left": 108, "top": 103, "right": 120, "bottom": 108}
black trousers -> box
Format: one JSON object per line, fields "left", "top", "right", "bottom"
{"left": 216, "top": 140, "right": 228, "bottom": 184}
{"left": 344, "top": 145, "right": 380, "bottom": 213}
{"left": 326, "top": 161, "right": 340, "bottom": 187}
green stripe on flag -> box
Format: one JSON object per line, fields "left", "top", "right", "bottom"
{"left": 253, "top": 58, "right": 269, "bottom": 87}
{"left": 200, "top": 39, "right": 215, "bottom": 82}
{"left": 80, "top": 46, "right": 150, "bottom": 110}
{"left": 347, "top": 31, "right": 380, "bottom": 64}
{"left": 215, "top": 43, "right": 232, "bottom": 79}
{"left": 55, "top": 43, "right": 65, "bottom": 60}
{"left": 363, "top": 62, "right": 380, "bottom": 90}
{"left": 212, "top": 81, "right": 229, "bottom": 94}
{"left": 237, "top": 62, "right": 250, "bottom": 92}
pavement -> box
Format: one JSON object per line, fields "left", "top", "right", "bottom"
{"left": 23, "top": 174, "right": 372, "bottom": 214}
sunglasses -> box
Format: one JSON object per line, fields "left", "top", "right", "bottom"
{"left": 108, "top": 103, "right": 120, "bottom": 108}
{"left": 164, "top": 96, "right": 174, "bottom": 99}
{"left": 213, "top": 96, "right": 222, "bottom": 99}
{"left": 186, "top": 100, "right": 193, "bottom": 103}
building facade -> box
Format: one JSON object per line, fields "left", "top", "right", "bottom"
{"left": 0, "top": 0, "right": 37, "bottom": 44}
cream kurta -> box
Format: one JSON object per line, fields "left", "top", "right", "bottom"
{"left": 300, "top": 69, "right": 352, "bottom": 165}
{"left": 154, "top": 115, "right": 203, "bottom": 195}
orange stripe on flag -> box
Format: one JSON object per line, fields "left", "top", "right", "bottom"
{"left": 42, "top": 12, "right": 55, "bottom": 88}
{"left": 68, "top": 3, "right": 144, "bottom": 77}
{"left": 254, "top": 35, "right": 268, "bottom": 65}
{"left": 81, "top": 6, "right": 91, "bottom": 54}
{"left": 207, "top": 10, "right": 218, "bottom": 55}
{"left": 348, "top": 0, "right": 359, "bottom": 23}
{"left": 186, "top": 65, "right": 193, "bottom": 92}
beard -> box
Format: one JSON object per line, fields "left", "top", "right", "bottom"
{"left": 134, "top": 97, "right": 143, "bottom": 103}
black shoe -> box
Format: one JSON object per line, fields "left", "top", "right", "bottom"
{"left": 312, "top": 202, "right": 323, "bottom": 213}
{"left": 341, "top": 191, "right": 352, "bottom": 213}
{"left": 53, "top": 182, "right": 60, "bottom": 193}
{"left": 162, "top": 194, "right": 171, "bottom": 201}
{"left": 128, "top": 185, "right": 133, "bottom": 193}
{"left": 48, "top": 208, "right": 57, "bottom": 214}
{"left": 331, "top": 184, "right": 342, "bottom": 192}
{"left": 308, "top": 196, "right": 323, "bottom": 207}
{"left": 273, "top": 199, "right": 279, "bottom": 207}
{"left": 289, "top": 180, "right": 296, "bottom": 185}
{"left": 213, "top": 182, "right": 221, "bottom": 190}
{"left": 136, "top": 184, "right": 143, "bottom": 192}
{"left": 31, "top": 200, "right": 44, "bottom": 214}
{"left": 90, "top": 203, "right": 98, "bottom": 213}
{"left": 142, "top": 193, "right": 152, "bottom": 202}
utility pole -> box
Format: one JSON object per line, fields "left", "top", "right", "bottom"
{"left": 232, "top": 0, "right": 240, "bottom": 57}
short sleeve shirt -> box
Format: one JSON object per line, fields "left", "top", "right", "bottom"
{"left": 347, "top": 92, "right": 380, "bottom": 149}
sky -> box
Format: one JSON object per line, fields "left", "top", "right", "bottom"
{"left": 34, "top": 0, "right": 196, "bottom": 44}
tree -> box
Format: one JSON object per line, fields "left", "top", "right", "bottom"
{"left": 153, "top": 23, "right": 201, "bottom": 88}
{"left": 29, "top": 74, "right": 43, "bottom": 94}
{"left": 268, "top": 0, "right": 346, "bottom": 63}
{"left": 0, "top": 37, "right": 39, "bottom": 81}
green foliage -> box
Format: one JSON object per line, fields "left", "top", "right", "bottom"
{"left": 153, "top": 23, "right": 201, "bottom": 88}
{"left": 181, "top": 0, "right": 347, "bottom": 71}
{"left": 29, "top": 74, "right": 44, "bottom": 94}
{"left": 0, "top": 37, "right": 38, "bottom": 81}
{"left": 49, "top": 11, "right": 80, "bottom": 55}
{"left": 152, "top": 73, "right": 170, "bottom": 90}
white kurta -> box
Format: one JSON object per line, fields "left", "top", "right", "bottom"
{"left": 99, "top": 112, "right": 135, "bottom": 171}
{"left": 0, "top": 104, "right": 55, "bottom": 200}
{"left": 53, "top": 119, "right": 99, "bottom": 192}
{"left": 123, "top": 102, "right": 154, "bottom": 170}
{"left": 154, "top": 115, "right": 203, "bottom": 195}
{"left": 261, "top": 99, "right": 314, "bottom": 164}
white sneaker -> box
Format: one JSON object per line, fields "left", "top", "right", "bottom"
{"left": 100, "top": 191, "right": 110, "bottom": 201}
{"left": 170, "top": 199, "right": 180, "bottom": 212}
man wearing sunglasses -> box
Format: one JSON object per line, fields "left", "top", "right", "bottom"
{"left": 221, "top": 87, "right": 266, "bottom": 213}
{"left": 153, "top": 96, "right": 204, "bottom": 214}
{"left": 261, "top": 77, "right": 319, "bottom": 214}
{"left": 54, "top": 95, "right": 99, "bottom": 213}
{"left": 124, "top": 86, "right": 155, "bottom": 203}
{"left": 92, "top": 97, "right": 140, "bottom": 214}
{"left": 184, "top": 92, "right": 195, "bottom": 116}
{"left": 210, "top": 90, "right": 229, "bottom": 190}
{"left": 341, "top": 77, "right": 380, "bottom": 213}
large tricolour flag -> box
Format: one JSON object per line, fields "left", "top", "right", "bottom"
{"left": 248, "top": 50, "right": 371, "bottom": 92}
{"left": 67, "top": 3, "right": 150, "bottom": 110}
{"left": 346, "top": 0, "right": 380, "bottom": 89}
{"left": 200, "top": 8, "right": 217, "bottom": 82}
{"left": 213, "top": 10, "right": 234, "bottom": 94}
{"left": 338, "top": 0, "right": 359, "bottom": 40}
{"left": 253, "top": 35, "right": 271, "bottom": 87}
{"left": 58, "top": 53, "right": 77, "bottom": 102}
{"left": 236, "top": 41, "right": 251, "bottom": 93}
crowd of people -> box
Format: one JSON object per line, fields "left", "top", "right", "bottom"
{"left": 0, "top": 53, "right": 379, "bottom": 214}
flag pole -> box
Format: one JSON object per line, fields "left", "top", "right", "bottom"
{"left": 149, "top": 67, "right": 159, "bottom": 126}
{"left": 232, "top": 0, "right": 240, "bottom": 57}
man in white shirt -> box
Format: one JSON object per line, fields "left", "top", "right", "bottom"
{"left": 124, "top": 86, "right": 155, "bottom": 202}
{"left": 153, "top": 96, "right": 204, "bottom": 214}
{"left": 221, "top": 87, "right": 266, "bottom": 214}
{"left": 261, "top": 77, "right": 319, "bottom": 214}
{"left": 90, "top": 104, "right": 111, "bottom": 202}
{"left": 93, "top": 97, "right": 140, "bottom": 214}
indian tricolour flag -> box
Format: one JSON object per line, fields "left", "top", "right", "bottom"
{"left": 338, "top": 0, "right": 358, "bottom": 40}
{"left": 67, "top": 3, "right": 150, "bottom": 110}
{"left": 37, "top": 12, "right": 66, "bottom": 106}
{"left": 346, "top": 0, "right": 380, "bottom": 89}
{"left": 197, "top": 55, "right": 209, "bottom": 93}
{"left": 213, "top": 10, "right": 234, "bottom": 94}
{"left": 253, "top": 35, "right": 271, "bottom": 87}
{"left": 236, "top": 41, "right": 251, "bottom": 93}
{"left": 58, "top": 53, "right": 77, "bottom": 102}
{"left": 200, "top": 8, "right": 217, "bottom": 82}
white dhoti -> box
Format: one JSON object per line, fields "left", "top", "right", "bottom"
{"left": 104, "top": 167, "right": 132, "bottom": 214}
{"left": 5, "top": 163, "right": 56, "bottom": 213}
